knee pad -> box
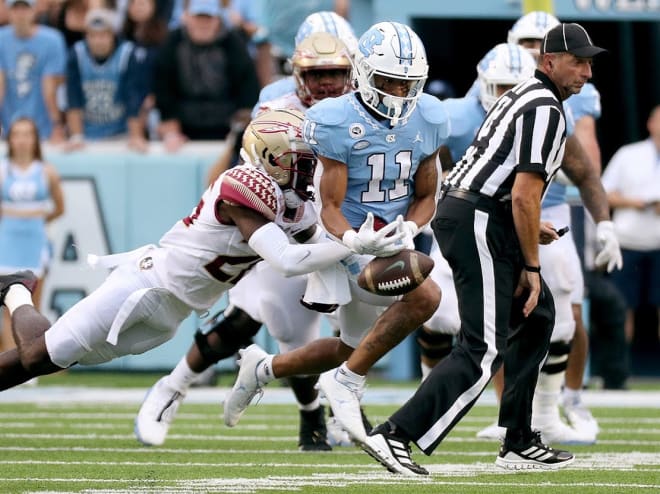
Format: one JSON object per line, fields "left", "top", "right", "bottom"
{"left": 194, "top": 306, "right": 262, "bottom": 363}
{"left": 541, "top": 340, "right": 572, "bottom": 375}
{"left": 416, "top": 327, "right": 454, "bottom": 360}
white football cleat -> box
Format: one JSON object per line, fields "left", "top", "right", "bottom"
{"left": 533, "top": 418, "right": 596, "bottom": 445}
{"left": 562, "top": 398, "right": 600, "bottom": 439}
{"left": 317, "top": 368, "right": 367, "bottom": 444}
{"left": 476, "top": 421, "right": 506, "bottom": 441}
{"left": 134, "top": 377, "right": 185, "bottom": 446}
{"left": 223, "top": 344, "right": 269, "bottom": 427}
{"left": 326, "top": 415, "right": 353, "bottom": 447}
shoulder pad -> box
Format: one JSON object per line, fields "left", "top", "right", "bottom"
{"left": 417, "top": 94, "right": 450, "bottom": 126}
{"left": 220, "top": 166, "right": 279, "bottom": 221}
{"left": 306, "top": 95, "right": 350, "bottom": 126}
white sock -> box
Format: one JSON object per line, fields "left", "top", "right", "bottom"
{"left": 167, "top": 357, "right": 200, "bottom": 393}
{"left": 256, "top": 354, "right": 275, "bottom": 384}
{"left": 4, "top": 285, "right": 34, "bottom": 314}
{"left": 533, "top": 370, "right": 565, "bottom": 423}
{"left": 299, "top": 397, "right": 321, "bottom": 411}
{"left": 562, "top": 386, "right": 582, "bottom": 407}
{"left": 335, "top": 362, "right": 366, "bottom": 387}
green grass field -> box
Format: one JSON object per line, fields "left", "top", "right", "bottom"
{"left": 1, "top": 375, "right": 660, "bottom": 493}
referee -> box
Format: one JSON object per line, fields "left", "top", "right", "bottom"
{"left": 362, "top": 23, "right": 621, "bottom": 474}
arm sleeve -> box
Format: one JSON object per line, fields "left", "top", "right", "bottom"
{"left": 248, "top": 222, "right": 351, "bottom": 277}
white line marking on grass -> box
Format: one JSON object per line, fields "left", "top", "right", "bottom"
{"left": 6, "top": 475, "right": 660, "bottom": 494}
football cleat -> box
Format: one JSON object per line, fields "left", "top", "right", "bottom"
{"left": 325, "top": 407, "right": 373, "bottom": 447}
{"left": 495, "top": 431, "right": 574, "bottom": 470}
{"left": 0, "top": 271, "right": 38, "bottom": 306}
{"left": 317, "top": 368, "right": 367, "bottom": 444}
{"left": 298, "top": 406, "right": 332, "bottom": 451}
{"left": 362, "top": 422, "right": 428, "bottom": 476}
{"left": 476, "top": 421, "right": 506, "bottom": 441}
{"left": 533, "top": 418, "right": 596, "bottom": 446}
{"left": 223, "top": 344, "right": 269, "bottom": 427}
{"left": 134, "top": 377, "right": 185, "bottom": 446}
{"left": 562, "top": 397, "right": 600, "bottom": 439}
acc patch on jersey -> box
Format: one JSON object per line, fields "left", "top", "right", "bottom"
{"left": 349, "top": 123, "right": 365, "bottom": 139}
{"left": 221, "top": 166, "right": 279, "bottom": 221}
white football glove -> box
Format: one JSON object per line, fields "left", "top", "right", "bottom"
{"left": 594, "top": 220, "right": 623, "bottom": 273}
{"left": 395, "top": 215, "right": 419, "bottom": 250}
{"left": 342, "top": 212, "right": 405, "bottom": 257}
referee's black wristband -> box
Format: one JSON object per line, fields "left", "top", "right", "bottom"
{"left": 524, "top": 265, "right": 541, "bottom": 273}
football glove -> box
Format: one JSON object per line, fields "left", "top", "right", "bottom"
{"left": 342, "top": 212, "right": 405, "bottom": 257}
{"left": 594, "top": 220, "right": 623, "bottom": 273}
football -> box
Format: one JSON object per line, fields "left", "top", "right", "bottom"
{"left": 357, "top": 249, "right": 434, "bottom": 296}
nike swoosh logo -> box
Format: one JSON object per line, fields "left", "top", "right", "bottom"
{"left": 382, "top": 260, "right": 405, "bottom": 274}
{"left": 299, "top": 250, "right": 311, "bottom": 262}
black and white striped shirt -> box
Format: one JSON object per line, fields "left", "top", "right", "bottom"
{"left": 446, "top": 70, "right": 566, "bottom": 200}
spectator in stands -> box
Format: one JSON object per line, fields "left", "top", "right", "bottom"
{"left": 601, "top": 105, "right": 660, "bottom": 360}
{"left": 153, "top": 0, "right": 259, "bottom": 152}
{"left": 121, "top": 0, "right": 168, "bottom": 142}
{"left": 48, "top": 0, "right": 89, "bottom": 48}
{"left": 0, "top": 117, "right": 64, "bottom": 356}
{"left": 0, "top": 0, "right": 67, "bottom": 143}
{"left": 64, "top": 8, "right": 149, "bottom": 151}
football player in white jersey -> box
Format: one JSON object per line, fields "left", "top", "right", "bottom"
{"left": 221, "top": 22, "right": 450, "bottom": 451}
{"left": 0, "top": 109, "right": 352, "bottom": 396}
{"left": 134, "top": 34, "right": 354, "bottom": 451}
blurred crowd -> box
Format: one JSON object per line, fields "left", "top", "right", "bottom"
{"left": 0, "top": 0, "right": 349, "bottom": 152}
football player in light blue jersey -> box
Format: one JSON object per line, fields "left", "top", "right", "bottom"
{"left": 252, "top": 11, "right": 358, "bottom": 117}
{"left": 472, "top": 11, "right": 601, "bottom": 446}
{"left": 419, "top": 43, "right": 536, "bottom": 380}
{"left": 222, "top": 22, "right": 448, "bottom": 449}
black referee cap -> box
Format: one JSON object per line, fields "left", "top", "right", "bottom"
{"left": 541, "top": 23, "right": 606, "bottom": 58}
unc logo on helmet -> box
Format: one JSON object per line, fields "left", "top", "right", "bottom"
{"left": 353, "top": 22, "right": 428, "bottom": 125}
{"left": 358, "top": 27, "right": 385, "bottom": 57}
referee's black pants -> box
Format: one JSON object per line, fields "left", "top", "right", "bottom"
{"left": 389, "top": 193, "right": 554, "bottom": 455}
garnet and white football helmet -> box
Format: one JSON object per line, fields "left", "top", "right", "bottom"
{"left": 291, "top": 32, "right": 352, "bottom": 107}
{"left": 477, "top": 43, "right": 536, "bottom": 112}
{"left": 294, "top": 11, "right": 358, "bottom": 56}
{"left": 241, "top": 109, "right": 316, "bottom": 206}
{"left": 353, "top": 21, "right": 428, "bottom": 125}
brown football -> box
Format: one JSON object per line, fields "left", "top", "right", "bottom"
{"left": 357, "top": 249, "right": 434, "bottom": 296}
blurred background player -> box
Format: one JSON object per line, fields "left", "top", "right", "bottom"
{"left": 135, "top": 36, "right": 353, "bottom": 451}
{"left": 418, "top": 42, "right": 536, "bottom": 380}
{"left": 253, "top": 10, "right": 358, "bottom": 112}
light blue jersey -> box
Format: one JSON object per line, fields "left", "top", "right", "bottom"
{"left": 303, "top": 93, "right": 450, "bottom": 228}
{"left": 0, "top": 26, "right": 67, "bottom": 139}
{"left": 71, "top": 40, "right": 135, "bottom": 139}
{"left": 252, "top": 77, "right": 296, "bottom": 117}
{"left": 0, "top": 160, "right": 50, "bottom": 274}
{"left": 442, "top": 95, "right": 485, "bottom": 164}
